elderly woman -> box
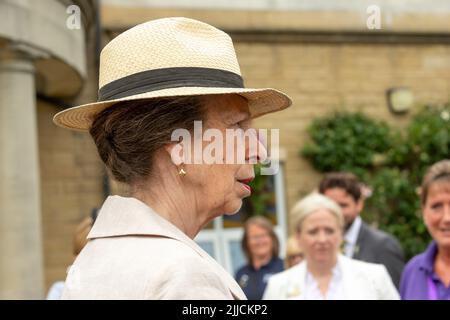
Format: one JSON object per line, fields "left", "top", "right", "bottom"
{"left": 263, "top": 193, "right": 399, "bottom": 300}
{"left": 53, "top": 17, "right": 291, "bottom": 299}
{"left": 235, "top": 216, "right": 284, "bottom": 300}
{"left": 400, "top": 160, "right": 450, "bottom": 300}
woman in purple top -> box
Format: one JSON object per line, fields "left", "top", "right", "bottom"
{"left": 400, "top": 160, "right": 450, "bottom": 300}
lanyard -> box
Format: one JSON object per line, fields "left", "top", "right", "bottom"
{"left": 427, "top": 276, "right": 438, "bottom": 300}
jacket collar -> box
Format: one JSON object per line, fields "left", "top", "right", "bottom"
{"left": 338, "top": 254, "right": 361, "bottom": 297}
{"left": 278, "top": 261, "right": 306, "bottom": 299}
{"left": 88, "top": 195, "right": 186, "bottom": 240}
{"left": 418, "top": 241, "right": 438, "bottom": 274}
{"left": 344, "top": 216, "right": 362, "bottom": 246}
{"left": 88, "top": 195, "right": 246, "bottom": 300}
{"left": 284, "top": 254, "right": 356, "bottom": 299}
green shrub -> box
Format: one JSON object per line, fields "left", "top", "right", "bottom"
{"left": 302, "top": 113, "right": 392, "bottom": 178}
{"left": 301, "top": 103, "right": 450, "bottom": 259}
{"left": 364, "top": 168, "right": 430, "bottom": 257}
{"left": 387, "top": 105, "right": 450, "bottom": 182}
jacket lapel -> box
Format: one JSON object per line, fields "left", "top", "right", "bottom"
{"left": 284, "top": 262, "right": 307, "bottom": 299}
{"left": 339, "top": 255, "right": 367, "bottom": 299}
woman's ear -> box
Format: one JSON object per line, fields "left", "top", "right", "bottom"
{"left": 166, "top": 128, "right": 193, "bottom": 165}
{"left": 356, "top": 198, "right": 365, "bottom": 213}
{"left": 164, "top": 142, "right": 185, "bottom": 166}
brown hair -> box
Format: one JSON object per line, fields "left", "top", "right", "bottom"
{"left": 420, "top": 160, "right": 450, "bottom": 205}
{"left": 241, "top": 216, "right": 279, "bottom": 264}
{"left": 89, "top": 97, "right": 204, "bottom": 186}
{"left": 73, "top": 216, "right": 93, "bottom": 256}
{"left": 319, "top": 172, "right": 362, "bottom": 202}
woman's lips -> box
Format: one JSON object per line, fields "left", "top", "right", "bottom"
{"left": 242, "top": 184, "right": 252, "bottom": 193}
{"left": 238, "top": 178, "right": 253, "bottom": 193}
{"left": 240, "top": 178, "right": 254, "bottom": 184}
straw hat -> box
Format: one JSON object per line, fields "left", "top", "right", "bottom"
{"left": 53, "top": 17, "right": 292, "bottom": 131}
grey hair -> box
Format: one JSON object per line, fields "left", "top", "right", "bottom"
{"left": 291, "top": 193, "right": 344, "bottom": 232}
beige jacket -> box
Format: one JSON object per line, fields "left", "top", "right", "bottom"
{"left": 62, "top": 195, "right": 246, "bottom": 300}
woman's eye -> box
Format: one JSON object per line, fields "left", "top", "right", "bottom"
{"left": 240, "top": 120, "right": 252, "bottom": 130}
{"left": 307, "top": 229, "right": 318, "bottom": 235}
{"left": 431, "top": 203, "right": 443, "bottom": 211}
{"left": 325, "top": 228, "right": 335, "bottom": 235}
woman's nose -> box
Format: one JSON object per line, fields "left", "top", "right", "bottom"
{"left": 443, "top": 204, "right": 450, "bottom": 222}
{"left": 246, "top": 129, "right": 268, "bottom": 164}
{"left": 317, "top": 231, "right": 328, "bottom": 243}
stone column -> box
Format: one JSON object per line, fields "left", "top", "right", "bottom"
{"left": 0, "top": 58, "right": 44, "bottom": 299}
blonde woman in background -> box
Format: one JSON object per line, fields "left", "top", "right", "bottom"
{"left": 263, "top": 193, "right": 399, "bottom": 300}
{"left": 285, "top": 235, "right": 304, "bottom": 269}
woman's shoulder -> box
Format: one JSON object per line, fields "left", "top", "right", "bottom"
{"left": 406, "top": 250, "right": 428, "bottom": 269}
{"left": 340, "top": 256, "right": 400, "bottom": 299}
{"left": 235, "top": 264, "right": 251, "bottom": 278}
{"left": 268, "top": 261, "right": 304, "bottom": 284}
{"left": 403, "top": 242, "right": 437, "bottom": 285}
{"left": 399, "top": 249, "right": 432, "bottom": 299}
{"left": 82, "top": 234, "right": 208, "bottom": 271}
{"left": 236, "top": 257, "right": 284, "bottom": 278}
{"left": 272, "top": 257, "right": 285, "bottom": 270}
{"left": 340, "top": 255, "right": 389, "bottom": 277}
{"left": 262, "top": 263, "right": 305, "bottom": 300}
{"left": 402, "top": 250, "right": 428, "bottom": 279}
{"left": 65, "top": 234, "right": 238, "bottom": 299}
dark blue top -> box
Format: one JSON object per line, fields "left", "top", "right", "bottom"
{"left": 235, "top": 257, "right": 284, "bottom": 300}
{"left": 400, "top": 241, "right": 450, "bottom": 300}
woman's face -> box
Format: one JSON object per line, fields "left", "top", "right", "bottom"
{"left": 247, "top": 223, "right": 273, "bottom": 260}
{"left": 186, "top": 94, "right": 266, "bottom": 217}
{"left": 423, "top": 183, "right": 450, "bottom": 250}
{"left": 297, "top": 209, "right": 342, "bottom": 265}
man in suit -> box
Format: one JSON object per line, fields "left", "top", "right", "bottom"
{"left": 319, "top": 172, "right": 405, "bottom": 288}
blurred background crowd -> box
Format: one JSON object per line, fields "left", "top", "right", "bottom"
{"left": 0, "top": 0, "right": 449, "bottom": 299}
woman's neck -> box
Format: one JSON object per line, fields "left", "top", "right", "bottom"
{"left": 307, "top": 256, "right": 337, "bottom": 278}
{"left": 307, "top": 256, "right": 338, "bottom": 299}
{"left": 132, "top": 180, "right": 208, "bottom": 239}
{"left": 252, "top": 254, "right": 272, "bottom": 270}
{"left": 437, "top": 246, "right": 450, "bottom": 264}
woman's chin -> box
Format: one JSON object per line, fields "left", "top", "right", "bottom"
{"left": 436, "top": 237, "right": 450, "bottom": 250}
{"left": 223, "top": 199, "right": 243, "bottom": 216}
{"left": 311, "top": 252, "right": 335, "bottom": 263}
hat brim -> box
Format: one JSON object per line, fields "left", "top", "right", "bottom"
{"left": 53, "top": 86, "right": 292, "bottom": 132}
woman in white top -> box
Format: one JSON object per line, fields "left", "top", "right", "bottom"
{"left": 263, "top": 193, "right": 399, "bottom": 300}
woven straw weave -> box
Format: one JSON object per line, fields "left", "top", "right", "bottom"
{"left": 53, "top": 17, "right": 291, "bottom": 131}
